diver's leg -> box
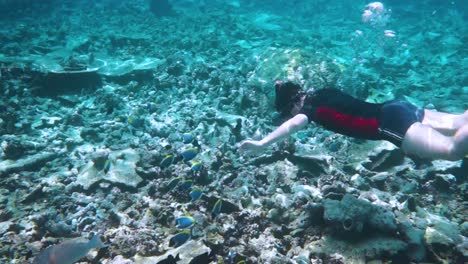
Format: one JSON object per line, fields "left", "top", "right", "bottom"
{"left": 422, "top": 109, "right": 468, "bottom": 135}
{"left": 453, "top": 124, "right": 468, "bottom": 158}
{"left": 402, "top": 122, "right": 462, "bottom": 161}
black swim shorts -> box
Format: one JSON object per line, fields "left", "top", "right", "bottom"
{"left": 378, "top": 100, "right": 424, "bottom": 146}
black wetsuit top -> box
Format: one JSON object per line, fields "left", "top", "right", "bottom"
{"left": 299, "top": 89, "right": 424, "bottom": 146}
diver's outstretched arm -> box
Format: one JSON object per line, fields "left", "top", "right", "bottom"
{"left": 239, "top": 114, "right": 309, "bottom": 154}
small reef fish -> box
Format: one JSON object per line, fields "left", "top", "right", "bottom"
{"left": 227, "top": 250, "right": 236, "bottom": 263}
{"left": 211, "top": 199, "right": 222, "bottom": 218}
{"left": 157, "top": 254, "right": 180, "bottom": 264}
{"left": 179, "top": 179, "right": 194, "bottom": 190}
{"left": 127, "top": 115, "right": 144, "bottom": 128}
{"left": 103, "top": 159, "right": 111, "bottom": 174}
{"left": 189, "top": 187, "right": 203, "bottom": 202}
{"left": 166, "top": 177, "right": 182, "bottom": 191}
{"left": 180, "top": 147, "right": 198, "bottom": 161}
{"left": 188, "top": 252, "right": 215, "bottom": 264}
{"left": 176, "top": 215, "right": 195, "bottom": 229}
{"left": 295, "top": 258, "right": 309, "bottom": 264}
{"left": 33, "top": 234, "right": 105, "bottom": 264}
{"left": 147, "top": 103, "right": 157, "bottom": 113}
{"left": 182, "top": 133, "right": 194, "bottom": 144}
{"left": 190, "top": 160, "right": 202, "bottom": 172}
{"left": 169, "top": 230, "right": 190, "bottom": 247}
{"left": 160, "top": 154, "right": 175, "bottom": 168}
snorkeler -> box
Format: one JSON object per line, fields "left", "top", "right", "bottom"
{"left": 240, "top": 81, "right": 468, "bottom": 161}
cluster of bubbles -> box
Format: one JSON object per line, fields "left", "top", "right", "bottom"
{"left": 355, "top": 2, "right": 396, "bottom": 44}
{"left": 350, "top": 2, "right": 397, "bottom": 56}
{"left": 361, "top": 2, "right": 395, "bottom": 38}
{"left": 362, "top": 2, "right": 389, "bottom": 27}
{"left": 344, "top": 1, "right": 401, "bottom": 93}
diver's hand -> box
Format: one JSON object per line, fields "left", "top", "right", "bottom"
{"left": 239, "top": 139, "right": 266, "bottom": 155}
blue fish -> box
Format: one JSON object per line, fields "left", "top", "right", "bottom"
{"left": 176, "top": 216, "right": 195, "bottom": 229}
{"left": 160, "top": 154, "right": 175, "bottom": 168}
{"left": 189, "top": 187, "right": 203, "bottom": 202}
{"left": 211, "top": 199, "right": 222, "bottom": 218}
{"left": 147, "top": 103, "right": 157, "bottom": 113}
{"left": 128, "top": 115, "right": 144, "bottom": 128}
{"left": 33, "top": 234, "right": 105, "bottom": 264}
{"left": 166, "top": 177, "right": 181, "bottom": 191}
{"left": 182, "top": 133, "right": 194, "bottom": 144}
{"left": 190, "top": 160, "right": 202, "bottom": 172}
{"left": 180, "top": 147, "right": 198, "bottom": 161}
{"left": 294, "top": 256, "right": 310, "bottom": 264}
{"left": 179, "top": 179, "right": 194, "bottom": 190}
{"left": 227, "top": 250, "right": 236, "bottom": 264}
{"left": 103, "top": 159, "right": 111, "bottom": 174}
{"left": 169, "top": 230, "right": 190, "bottom": 247}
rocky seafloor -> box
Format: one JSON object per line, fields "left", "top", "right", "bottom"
{"left": 0, "top": 0, "right": 467, "bottom": 263}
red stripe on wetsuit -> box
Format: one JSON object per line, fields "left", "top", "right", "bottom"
{"left": 315, "top": 106, "right": 380, "bottom": 139}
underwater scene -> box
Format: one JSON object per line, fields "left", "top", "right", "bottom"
{"left": 0, "top": 0, "right": 467, "bottom": 263}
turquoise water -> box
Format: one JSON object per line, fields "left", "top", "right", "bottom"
{"left": 0, "top": 1, "right": 466, "bottom": 263}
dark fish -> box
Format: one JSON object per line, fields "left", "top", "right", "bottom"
{"left": 211, "top": 199, "right": 222, "bottom": 218}
{"left": 188, "top": 252, "right": 216, "bottom": 264}
{"left": 148, "top": 103, "right": 157, "bottom": 114}
{"left": 156, "top": 254, "right": 180, "bottom": 264}
{"left": 179, "top": 179, "right": 194, "bottom": 190}
{"left": 166, "top": 177, "right": 182, "bottom": 191}
{"left": 33, "top": 234, "right": 105, "bottom": 264}
{"left": 160, "top": 154, "right": 175, "bottom": 168}
{"left": 169, "top": 230, "right": 190, "bottom": 247}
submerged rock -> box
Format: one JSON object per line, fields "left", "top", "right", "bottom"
{"left": 308, "top": 235, "right": 407, "bottom": 260}
{"left": 0, "top": 151, "right": 61, "bottom": 176}
{"left": 77, "top": 148, "right": 142, "bottom": 190}
{"left": 422, "top": 210, "right": 466, "bottom": 258}
{"left": 1, "top": 138, "right": 27, "bottom": 159}
{"left": 33, "top": 69, "right": 101, "bottom": 96}
{"left": 0, "top": 221, "right": 13, "bottom": 236}
{"left": 149, "top": 0, "right": 174, "bottom": 17}
{"left": 323, "top": 194, "right": 397, "bottom": 233}
{"left": 134, "top": 240, "right": 210, "bottom": 264}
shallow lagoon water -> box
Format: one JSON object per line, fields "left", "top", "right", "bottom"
{"left": 0, "top": 0, "right": 466, "bottom": 263}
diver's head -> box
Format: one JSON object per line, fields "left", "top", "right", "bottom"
{"left": 274, "top": 80, "right": 304, "bottom": 117}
